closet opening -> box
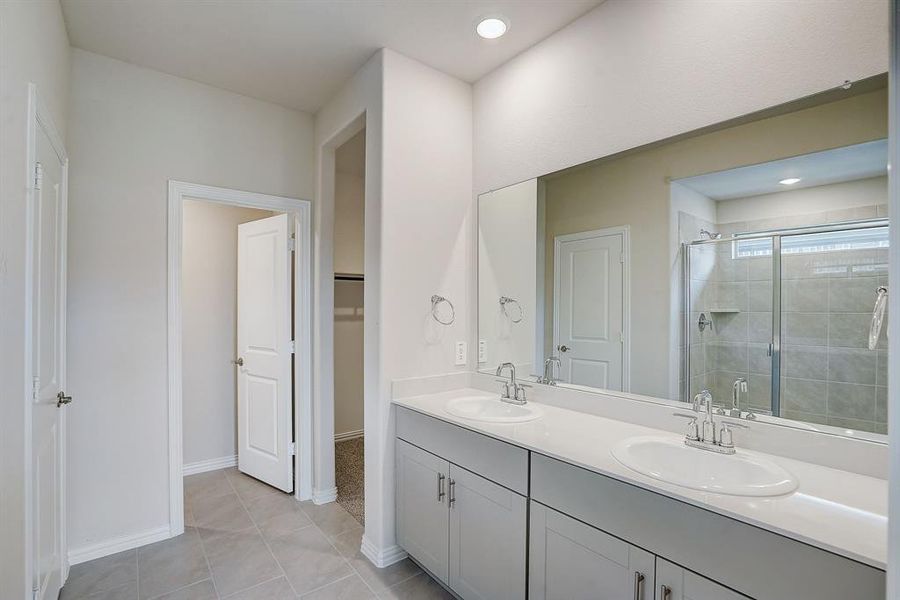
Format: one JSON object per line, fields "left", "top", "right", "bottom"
{"left": 333, "top": 128, "right": 366, "bottom": 524}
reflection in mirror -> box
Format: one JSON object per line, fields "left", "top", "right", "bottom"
{"left": 477, "top": 76, "right": 888, "bottom": 438}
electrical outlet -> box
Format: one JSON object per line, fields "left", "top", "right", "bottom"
{"left": 455, "top": 341, "right": 467, "bottom": 366}
{"left": 478, "top": 340, "right": 487, "bottom": 363}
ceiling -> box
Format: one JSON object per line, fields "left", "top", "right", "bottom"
{"left": 676, "top": 139, "right": 889, "bottom": 201}
{"left": 60, "top": 0, "right": 600, "bottom": 113}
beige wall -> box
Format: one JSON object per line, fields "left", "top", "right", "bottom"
{"left": 542, "top": 88, "right": 888, "bottom": 399}
{"left": 333, "top": 132, "right": 365, "bottom": 438}
{"left": 0, "top": 2, "right": 71, "bottom": 594}
{"left": 182, "top": 200, "right": 274, "bottom": 465}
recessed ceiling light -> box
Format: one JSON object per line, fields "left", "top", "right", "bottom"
{"left": 476, "top": 17, "right": 508, "bottom": 39}
{"left": 779, "top": 177, "right": 802, "bottom": 185}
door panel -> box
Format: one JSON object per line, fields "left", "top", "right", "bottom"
{"left": 31, "top": 122, "right": 66, "bottom": 600}
{"left": 396, "top": 440, "right": 450, "bottom": 583}
{"left": 530, "top": 502, "right": 654, "bottom": 600}
{"left": 555, "top": 232, "right": 625, "bottom": 390}
{"left": 237, "top": 213, "right": 293, "bottom": 492}
{"left": 657, "top": 558, "right": 752, "bottom": 600}
{"left": 448, "top": 465, "right": 526, "bottom": 600}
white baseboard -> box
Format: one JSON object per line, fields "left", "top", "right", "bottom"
{"left": 183, "top": 455, "right": 237, "bottom": 476}
{"left": 312, "top": 486, "right": 338, "bottom": 504}
{"left": 360, "top": 535, "right": 407, "bottom": 568}
{"left": 68, "top": 525, "right": 171, "bottom": 565}
{"left": 334, "top": 429, "right": 364, "bottom": 442}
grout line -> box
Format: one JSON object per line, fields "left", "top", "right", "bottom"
{"left": 135, "top": 546, "right": 140, "bottom": 600}
{"left": 218, "top": 575, "right": 283, "bottom": 599}
{"left": 222, "top": 470, "right": 297, "bottom": 598}
{"left": 145, "top": 578, "right": 215, "bottom": 600}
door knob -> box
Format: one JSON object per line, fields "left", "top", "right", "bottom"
{"left": 232, "top": 357, "right": 244, "bottom": 367}
{"left": 557, "top": 345, "right": 569, "bottom": 353}
{"left": 56, "top": 391, "right": 72, "bottom": 407}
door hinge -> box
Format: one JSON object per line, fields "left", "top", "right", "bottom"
{"left": 32, "top": 376, "right": 39, "bottom": 401}
{"left": 288, "top": 340, "right": 295, "bottom": 354}
{"left": 619, "top": 251, "right": 625, "bottom": 264}
{"left": 289, "top": 442, "right": 296, "bottom": 456}
{"left": 620, "top": 332, "right": 625, "bottom": 343}
{"left": 34, "top": 162, "right": 43, "bottom": 191}
{"left": 288, "top": 236, "right": 296, "bottom": 252}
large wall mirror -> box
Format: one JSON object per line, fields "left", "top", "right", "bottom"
{"left": 478, "top": 75, "right": 889, "bottom": 440}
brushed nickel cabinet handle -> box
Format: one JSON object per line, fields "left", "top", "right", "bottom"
{"left": 633, "top": 572, "right": 645, "bottom": 600}
{"left": 660, "top": 584, "right": 671, "bottom": 600}
{"left": 437, "top": 473, "right": 445, "bottom": 502}
{"left": 448, "top": 478, "right": 456, "bottom": 507}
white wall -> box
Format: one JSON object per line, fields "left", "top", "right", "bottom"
{"left": 716, "top": 176, "right": 888, "bottom": 224}
{"left": 66, "top": 50, "right": 314, "bottom": 555}
{"left": 314, "top": 48, "right": 472, "bottom": 563}
{"left": 182, "top": 201, "right": 274, "bottom": 465}
{"left": 0, "top": 2, "right": 70, "bottom": 596}
{"left": 473, "top": 0, "right": 888, "bottom": 193}
{"left": 477, "top": 179, "right": 538, "bottom": 373}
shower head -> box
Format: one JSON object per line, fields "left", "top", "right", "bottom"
{"left": 699, "top": 229, "right": 722, "bottom": 240}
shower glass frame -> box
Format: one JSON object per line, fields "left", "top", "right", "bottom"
{"left": 682, "top": 217, "right": 889, "bottom": 419}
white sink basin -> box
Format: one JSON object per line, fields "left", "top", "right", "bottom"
{"left": 444, "top": 396, "right": 543, "bottom": 423}
{"left": 611, "top": 435, "right": 798, "bottom": 497}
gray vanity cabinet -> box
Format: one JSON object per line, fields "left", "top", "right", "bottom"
{"left": 529, "top": 502, "right": 655, "bottom": 600}
{"left": 656, "top": 559, "right": 750, "bottom": 600}
{"left": 449, "top": 464, "right": 527, "bottom": 599}
{"left": 394, "top": 415, "right": 528, "bottom": 600}
{"left": 396, "top": 439, "right": 450, "bottom": 583}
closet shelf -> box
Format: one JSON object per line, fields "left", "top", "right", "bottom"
{"left": 706, "top": 307, "right": 741, "bottom": 313}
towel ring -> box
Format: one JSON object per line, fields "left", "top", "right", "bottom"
{"left": 431, "top": 295, "right": 455, "bottom": 326}
{"left": 499, "top": 296, "right": 524, "bottom": 323}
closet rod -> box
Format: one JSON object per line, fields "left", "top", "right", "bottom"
{"left": 334, "top": 273, "right": 364, "bottom": 281}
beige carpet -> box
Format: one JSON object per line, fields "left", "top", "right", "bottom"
{"left": 335, "top": 437, "right": 364, "bottom": 525}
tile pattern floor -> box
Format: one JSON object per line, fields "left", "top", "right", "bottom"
{"left": 61, "top": 467, "right": 452, "bottom": 599}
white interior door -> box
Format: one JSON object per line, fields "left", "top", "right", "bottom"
{"left": 31, "top": 117, "right": 68, "bottom": 600}
{"left": 236, "top": 213, "right": 293, "bottom": 492}
{"left": 554, "top": 230, "right": 625, "bottom": 390}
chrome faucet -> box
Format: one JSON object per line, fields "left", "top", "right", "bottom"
{"left": 674, "top": 389, "right": 748, "bottom": 455}
{"left": 538, "top": 356, "right": 560, "bottom": 385}
{"left": 496, "top": 362, "right": 527, "bottom": 405}
{"left": 730, "top": 378, "right": 747, "bottom": 418}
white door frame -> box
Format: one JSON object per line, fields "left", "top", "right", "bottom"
{"left": 552, "top": 225, "right": 631, "bottom": 392}
{"left": 24, "top": 83, "right": 70, "bottom": 597}
{"left": 167, "top": 180, "right": 312, "bottom": 536}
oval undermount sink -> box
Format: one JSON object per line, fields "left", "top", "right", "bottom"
{"left": 611, "top": 435, "right": 798, "bottom": 497}
{"left": 444, "top": 396, "right": 543, "bottom": 423}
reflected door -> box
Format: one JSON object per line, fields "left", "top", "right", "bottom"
{"left": 236, "top": 213, "right": 294, "bottom": 492}
{"left": 685, "top": 237, "right": 774, "bottom": 414}
{"left": 553, "top": 229, "right": 625, "bottom": 390}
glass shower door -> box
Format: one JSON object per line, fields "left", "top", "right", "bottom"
{"left": 778, "top": 226, "right": 889, "bottom": 432}
{"left": 684, "top": 237, "right": 775, "bottom": 414}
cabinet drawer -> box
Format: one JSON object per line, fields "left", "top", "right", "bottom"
{"left": 396, "top": 406, "right": 528, "bottom": 495}
{"left": 531, "top": 453, "right": 884, "bottom": 600}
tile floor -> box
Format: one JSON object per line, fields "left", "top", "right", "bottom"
{"left": 61, "top": 467, "right": 453, "bottom": 599}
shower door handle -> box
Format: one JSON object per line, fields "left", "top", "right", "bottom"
{"left": 767, "top": 343, "right": 773, "bottom": 357}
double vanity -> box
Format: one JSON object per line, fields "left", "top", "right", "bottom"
{"left": 393, "top": 385, "right": 886, "bottom": 600}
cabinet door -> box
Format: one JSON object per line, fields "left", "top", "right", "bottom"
{"left": 656, "top": 559, "right": 752, "bottom": 600}
{"left": 396, "top": 440, "right": 450, "bottom": 583}
{"left": 530, "top": 502, "right": 655, "bottom": 600}
{"left": 448, "top": 465, "right": 527, "bottom": 600}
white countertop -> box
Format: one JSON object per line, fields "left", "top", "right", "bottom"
{"left": 393, "top": 388, "right": 888, "bottom": 570}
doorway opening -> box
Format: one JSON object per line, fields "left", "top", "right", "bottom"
{"left": 167, "top": 181, "right": 311, "bottom": 536}
{"left": 332, "top": 129, "right": 366, "bottom": 525}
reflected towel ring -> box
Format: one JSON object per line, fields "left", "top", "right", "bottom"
{"left": 431, "top": 295, "right": 455, "bottom": 326}
{"left": 500, "top": 296, "right": 524, "bottom": 323}
{"left": 499, "top": 296, "right": 524, "bottom": 323}
{"left": 868, "top": 286, "right": 888, "bottom": 350}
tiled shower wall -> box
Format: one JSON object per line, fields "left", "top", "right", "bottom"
{"left": 682, "top": 204, "right": 888, "bottom": 434}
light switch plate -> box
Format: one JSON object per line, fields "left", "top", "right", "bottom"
{"left": 455, "top": 341, "right": 467, "bottom": 366}
{"left": 478, "top": 340, "right": 487, "bottom": 363}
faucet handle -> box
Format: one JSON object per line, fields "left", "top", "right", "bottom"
{"left": 673, "top": 413, "right": 700, "bottom": 441}
{"left": 515, "top": 385, "right": 527, "bottom": 403}
{"left": 718, "top": 420, "right": 748, "bottom": 449}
